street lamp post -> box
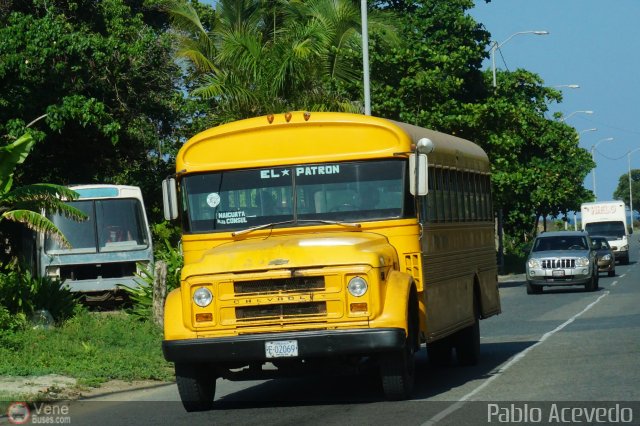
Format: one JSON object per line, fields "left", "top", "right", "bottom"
{"left": 574, "top": 128, "right": 597, "bottom": 229}
{"left": 591, "top": 137, "right": 614, "bottom": 200}
{"left": 360, "top": 0, "right": 370, "bottom": 115}
{"left": 553, "top": 84, "right": 580, "bottom": 89}
{"left": 491, "top": 30, "right": 549, "bottom": 87}
{"left": 579, "top": 128, "right": 597, "bottom": 136}
{"left": 559, "top": 110, "right": 594, "bottom": 122}
{"left": 627, "top": 148, "right": 640, "bottom": 232}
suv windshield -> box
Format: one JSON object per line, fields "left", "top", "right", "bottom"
{"left": 532, "top": 236, "right": 589, "bottom": 252}
{"left": 181, "top": 159, "right": 412, "bottom": 233}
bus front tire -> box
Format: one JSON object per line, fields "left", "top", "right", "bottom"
{"left": 175, "top": 363, "right": 217, "bottom": 412}
{"left": 380, "top": 306, "right": 417, "bottom": 401}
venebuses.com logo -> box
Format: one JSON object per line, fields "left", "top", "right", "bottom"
{"left": 6, "top": 402, "right": 30, "bottom": 424}
{"left": 6, "top": 401, "right": 71, "bottom": 424}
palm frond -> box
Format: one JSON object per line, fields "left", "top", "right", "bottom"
{"left": 160, "top": 0, "right": 209, "bottom": 37}
{"left": 0, "top": 132, "right": 37, "bottom": 194}
{"left": 1, "top": 210, "right": 71, "bottom": 248}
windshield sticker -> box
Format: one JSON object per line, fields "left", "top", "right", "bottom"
{"left": 260, "top": 169, "right": 290, "bottom": 179}
{"left": 295, "top": 165, "right": 340, "bottom": 176}
{"left": 216, "top": 211, "right": 247, "bottom": 225}
{"left": 206, "top": 192, "right": 221, "bottom": 208}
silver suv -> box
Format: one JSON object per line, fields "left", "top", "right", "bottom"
{"left": 526, "top": 231, "right": 599, "bottom": 294}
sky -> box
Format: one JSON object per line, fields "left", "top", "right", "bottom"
{"left": 469, "top": 0, "right": 640, "bottom": 205}
{"left": 202, "top": 1, "right": 639, "bottom": 206}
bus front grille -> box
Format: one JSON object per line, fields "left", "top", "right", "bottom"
{"left": 60, "top": 262, "right": 138, "bottom": 280}
{"left": 236, "top": 302, "right": 327, "bottom": 321}
{"left": 234, "top": 277, "right": 325, "bottom": 295}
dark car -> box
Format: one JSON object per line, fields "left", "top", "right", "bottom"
{"left": 526, "top": 231, "right": 599, "bottom": 294}
{"left": 590, "top": 235, "right": 616, "bottom": 277}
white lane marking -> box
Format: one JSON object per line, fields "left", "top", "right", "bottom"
{"left": 420, "top": 291, "right": 610, "bottom": 426}
{"left": 611, "top": 281, "right": 618, "bottom": 287}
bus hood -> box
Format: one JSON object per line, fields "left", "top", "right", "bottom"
{"left": 182, "top": 232, "right": 398, "bottom": 277}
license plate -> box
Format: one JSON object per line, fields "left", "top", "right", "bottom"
{"left": 552, "top": 270, "right": 565, "bottom": 277}
{"left": 265, "top": 340, "right": 298, "bottom": 358}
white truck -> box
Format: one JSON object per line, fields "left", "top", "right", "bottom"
{"left": 581, "top": 201, "right": 630, "bottom": 264}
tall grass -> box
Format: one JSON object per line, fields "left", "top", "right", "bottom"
{"left": 0, "top": 310, "right": 173, "bottom": 387}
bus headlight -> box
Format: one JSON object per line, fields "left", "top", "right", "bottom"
{"left": 347, "top": 277, "right": 368, "bottom": 297}
{"left": 193, "top": 287, "right": 213, "bottom": 307}
{"left": 575, "top": 257, "right": 590, "bottom": 267}
{"left": 46, "top": 266, "right": 61, "bottom": 278}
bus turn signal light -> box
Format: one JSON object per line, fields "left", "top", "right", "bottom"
{"left": 350, "top": 303, "right": 368, "bottom": 313}
{"left": 195, "top": 313, "right": 213, "bottom": 322}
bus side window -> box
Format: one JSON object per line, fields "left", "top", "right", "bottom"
{"left": 435, "top": 167, "right": 444, "bottom": 222}
{"left": 442, "top": 168, "right": 450, "bottom": 221}
{"left": 485, "top": 175, "right": 493, "bottom": 220}
{"left": 426, "top": 167, "right": 436, "bottom": 222}
{"left": 471, "top": 172, "right": 478, "bottom": 220}
{"left": 449, "top": 170, "right": 457, "bottom": 222}
{"left": 457, "top": 170, "right": 465, "bottom": 222}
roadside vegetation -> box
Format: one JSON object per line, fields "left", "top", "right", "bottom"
{"left": 0, "top": 237, "right": 181, "bottom": 403}
{"left": 0, "top": 309, "right": 173, "bottom": 386}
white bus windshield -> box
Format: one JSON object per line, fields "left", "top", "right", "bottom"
{"left": 45, "top": 198, "right": 149, "bottom": 254}
{"left": 182, "top": 160, "right": 411, "bottom": 233}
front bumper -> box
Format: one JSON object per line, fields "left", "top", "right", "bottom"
{"left": 163, "top": 328, "right": 405, "bottom": 363}
{"left": 526, "top": 269, "right": 592, "bottom": 287}
{"left": 597, "top": 259, "right": 615, "bottom": 272}
{"left": 613, "top": 250, "right": 628, "bottom": 262}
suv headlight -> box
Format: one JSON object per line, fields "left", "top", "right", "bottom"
{"left": 619, "top": 244, "right": 629, "bottom": 252}
{"left": 528, "top": 258, "right": 541, "bottom": 268}
{"left": 575, "top": 257, "right": 590, "bottom": 267}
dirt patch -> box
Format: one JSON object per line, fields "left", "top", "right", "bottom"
{"left": 0, "top": 375, "right": 170, "bottom": 402}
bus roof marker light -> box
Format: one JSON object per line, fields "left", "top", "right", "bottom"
{"left": 285, "top": 112, "right": 292, "bottom": 122}
{"left": 417, "top": 138, "right": 434, "bottom": 154}
{"left": 267, "top": 114, "right": 274, "bottom": 124}
{"left": 303, "top": 112, "right": 311, "bottom": 121}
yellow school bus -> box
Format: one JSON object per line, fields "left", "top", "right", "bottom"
{"left": 161, "top": 112, "right": 501, "bottom": 411}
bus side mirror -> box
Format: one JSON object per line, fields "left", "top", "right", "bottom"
{"left": 409, "top": 153, "right": 428, "bottom": 196}
{"left": 162, "top": 178, "right": 178, "bottom": 220}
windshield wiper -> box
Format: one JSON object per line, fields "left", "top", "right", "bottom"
{"left": 295, "top": 219, "right": 361, "bottom": 228}
{"left": 231, "top": 219, "right": 361, "bottom": 237}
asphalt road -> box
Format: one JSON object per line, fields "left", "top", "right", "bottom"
{"left": 63, "top": 243, "right": 640, "bottom": 426}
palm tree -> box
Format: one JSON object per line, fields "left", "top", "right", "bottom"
{"left": 0, "top": 132, "right": 85, "bottom": 248}
{"left": 161, "top": 0, "right": 398, "bottom": 123}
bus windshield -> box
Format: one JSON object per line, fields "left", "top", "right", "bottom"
{"left": 45, "top": 198, "right": 150, "bottom": 254}
{"left": 182, "top": 159, "right": 411, "bottom": 233}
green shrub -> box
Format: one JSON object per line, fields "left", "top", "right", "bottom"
{"left": 0, "top": 310, "right": 173, "bottom": 384}
{"left": 119, "top": 239, "right": 182, "bottom": 321}
{"left": 0, "top": 266, "right": 79, "bottom": 324}
{"left": 0, "top": 304, "right": 27, "bottom": 331}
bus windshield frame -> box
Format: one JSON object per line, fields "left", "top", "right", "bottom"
{"left": 181, "top": 159, "right": 413, "bottom": 234}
